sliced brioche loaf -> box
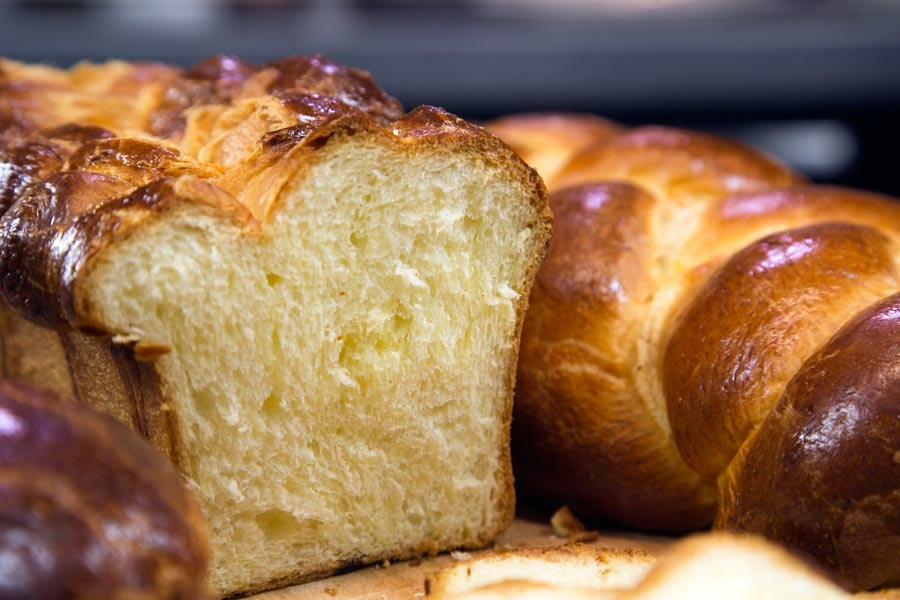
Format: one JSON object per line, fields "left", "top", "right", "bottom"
{"left": 0, "top": 55, "right": 551, "bottom": 597}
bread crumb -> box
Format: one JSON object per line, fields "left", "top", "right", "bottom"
{"left": 550, "top": 505, "right": 584, "bottom": 535}
{"left": 450, "top": 551, "right": 472, "bottom": 561}
{"left": 133, "top": 341, "right": 173, "bottom": 361}
{"left": 323, "top": 587, "right": 338, "bottom": 596}
{"left": 550, "top": 506, "right": 600, "bottom": 542}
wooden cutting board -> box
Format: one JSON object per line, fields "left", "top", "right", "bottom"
{"left": 249, "top": 516, "right": 674, "bottom": 600}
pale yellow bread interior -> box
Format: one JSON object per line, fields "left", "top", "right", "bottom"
{"left": 81, "top": 123, "right": 545, "bottom": 594}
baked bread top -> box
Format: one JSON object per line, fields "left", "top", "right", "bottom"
{"left": 0, "top": 55, "right": 516, "bottom": 332}
{"left": 487, "top": 113, "right": 900, "bottom": 592}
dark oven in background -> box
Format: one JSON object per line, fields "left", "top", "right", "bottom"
{"left": 1, "top": 0, "right": 898, "bottom": 196}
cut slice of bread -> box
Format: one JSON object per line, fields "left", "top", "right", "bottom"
{"left": 425, "top": 533, "right": 855, "bottom": 600}
{"left": 620, "top": 532, "right": 851, "bottom": 600}
{"left": 0, "top": 56, "right": 552, "bottom": 597}
{"left": 425, "top": 544, "right": 660, "bottom": 598}
{"left": 431, "top": 580, "right": 620, "bottom": 600}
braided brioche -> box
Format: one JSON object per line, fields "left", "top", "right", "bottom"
{"left": 0, "top": 56, "right": 551, "bottom": 597}
{"left": 486, "top": 113, "right": 900, "bottom": 591}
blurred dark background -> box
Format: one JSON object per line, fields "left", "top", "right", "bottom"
{"left": 1, "top": 0, "right": 898, "bottom": 195}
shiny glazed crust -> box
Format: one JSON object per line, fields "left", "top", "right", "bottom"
{"left": 487, "top": 113, "right": 900, "bottom": 591}
{"left": 0, "top": 54, "right": 405, "bottom": 332}
{"left": 0, "top": 380, "right": 210, "bottom": 599}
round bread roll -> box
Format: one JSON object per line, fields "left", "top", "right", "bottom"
{"left": 487, "top": 113, "right": 900, "bottom": 591}
{"left": 0, "top": 380, "right": 210, "bottom": 599}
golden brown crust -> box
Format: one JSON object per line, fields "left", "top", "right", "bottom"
{"left": 685, "top": 184, "right": 900, "bottom": 266}
{"left": 554, "top": 125, "right": 801, "bottom": 202}
{"left": 0, "top": 172, "right": 254, "bottom": 331}
{"left": 665, "top": 222, "right": 900, "bottom": 481}
{"left": 717, "top": 292, "right": 900, "bottom": 590}
{"left": 484, "top": 113, "right": 623, "bottom": 187}
{"left": 489, "top": 112, "right": 900, "bottom": 591}
{"left": 514, "top": 182, "right": 715, "bottom": 531}
{"left": 148, "top": 54, "right": 403, "bottom": 141}
{"left": 0, "top": 58, "right": 181, "bottom": 136}
{"left": 0, "top": 55, "right": 405, "bottom": 332}
{"left": 0, "top": 55, "right": 544, "bottom": 335}
{"left": 0, "top": 380, "right": 210, "bottom": 599}
{"left": 0, "top": 303, "right": 73, "bottom": 394}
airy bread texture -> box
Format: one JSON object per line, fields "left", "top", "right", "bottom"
{"left": 425, "top": 533, "right": 853, "bottom": 600}
{"left": 0, "top": 56, "right": 551, "bottom": 597}
{"left": 486, "top": 113, "right": 900, "bottom": 592}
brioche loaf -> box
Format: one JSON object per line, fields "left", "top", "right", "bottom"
{"left": 0, "top": 380, "right": 210, "bottom": 599}
{"left": 0, "top": 56, "right": 552, "bottom": 597}
{"left": 486, "top": 113, "right": 900, "bottom": 591}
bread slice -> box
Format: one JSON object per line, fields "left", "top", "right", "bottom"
{"left": 430, "top": 580, "right": 619, "bottom": 600}
{"left": 425, "top": 533, "right": 853, "bottom": 600}
{"left": 620, "top": 532, "right": 851, "bottom": 600}
{"left": 425, "top": 544, "right": 660, "bottom": 598}
{"left": 0, "top": 56, "right": 551, "bottom": 597}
